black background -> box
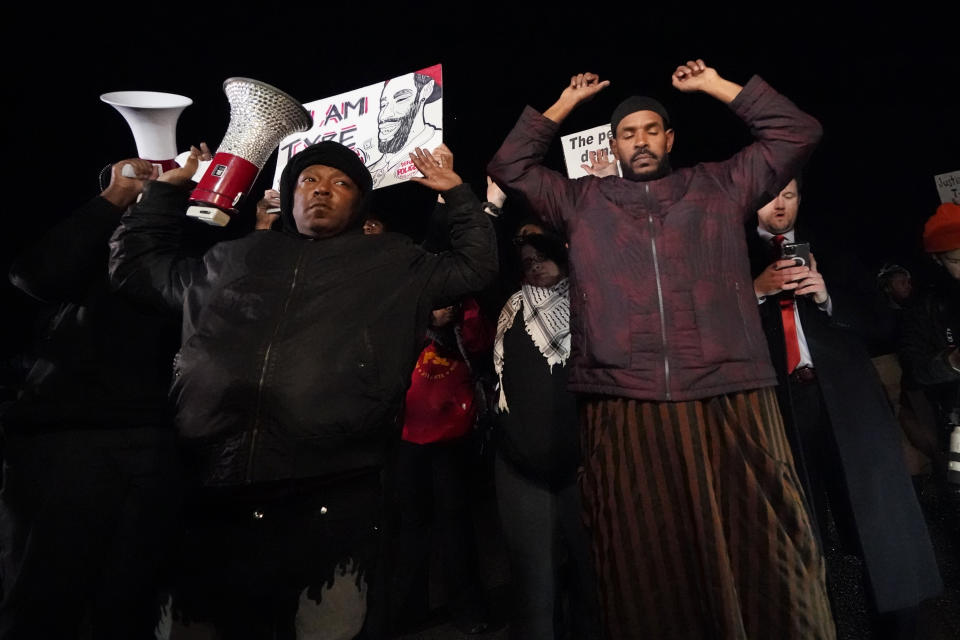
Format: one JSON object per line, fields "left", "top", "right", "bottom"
{"left": 2, "top": 5, "right": 958, "bottom": 358}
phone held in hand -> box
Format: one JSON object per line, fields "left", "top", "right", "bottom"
{"left": 780, "top": 241, "right": 810, "bottom": 267}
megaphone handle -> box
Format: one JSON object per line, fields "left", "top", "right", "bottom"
{"left": 121, "top": 161, "right": 171, "bottom": 178}
{"left": 189, "top": 152, "right": 259, "bottom": 213}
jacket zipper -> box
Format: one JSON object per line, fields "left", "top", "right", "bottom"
{"left": 647, "top": 184, "right": 671, "bottom": 400}
{"left": 247, "top": 246, "right": 305, "bottom": 483}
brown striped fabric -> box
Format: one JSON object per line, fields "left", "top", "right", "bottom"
{"left": 579, "top": 388, "right": 835, "bottom": 640}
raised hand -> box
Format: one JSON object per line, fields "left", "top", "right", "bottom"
{"left": 102, "top": 159, "right": 159, "bottom": 209}
{"left": 559, "top": 73, "right": 610, "bottom": 106}
{"left": 671, "top": 59, "right": 720, "bottom": 93}
{"left": 545, "top": 72, "right": 610, "bottom": 124}
{"left": 409, "top": 146, "right": 463, "bottom": 192}
{"left": 158, "top": 146, "right": 201, "bottom": 187}
{"left": 255, "top": 189, "right": 281, "bottom": 230}
{"left": 581, "top": 149, "right": 618, "bottom": 178}
{"left": 486, "top": 176, "right": 507, "bottom": 208}
{"left": 672, "top": 59, "right": 742, "bottom": 103}
{"left": 432, "top": 143, "right": 454, "bottom": 172}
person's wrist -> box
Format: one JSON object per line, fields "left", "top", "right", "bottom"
{"left": 101, "top": 185, "right": 135, "bottom": 209}
{"left": 481, "top": 201, "right": 502, "bottom": 216}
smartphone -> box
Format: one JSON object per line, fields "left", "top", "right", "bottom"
{"left": 780, "top": 241, "right": 810, "bottom": 267}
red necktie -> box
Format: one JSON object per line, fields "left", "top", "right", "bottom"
{"left": 772, "top": 235, "right": 801, "bottom": 373}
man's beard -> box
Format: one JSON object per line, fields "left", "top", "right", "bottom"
{"left": 378, "top": 107, "right": 419, "bottom": 154}
{"left": 621, "top": 150, "right": 672, "bottom": 182}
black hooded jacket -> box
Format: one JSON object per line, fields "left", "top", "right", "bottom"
{"left": 109, "top": 180, "right": 497, "bottom": 487}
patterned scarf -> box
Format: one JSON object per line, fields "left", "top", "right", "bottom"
{"left": 493, "top": 278, "right": 570, "bottom": 412}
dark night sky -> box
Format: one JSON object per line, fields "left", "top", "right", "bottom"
{"left": 2, "top": 5, "right": 958, "bottom": 357}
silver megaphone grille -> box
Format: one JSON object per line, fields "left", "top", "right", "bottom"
{"left": 217, "top": 78, "right": 312, "bottom": 169}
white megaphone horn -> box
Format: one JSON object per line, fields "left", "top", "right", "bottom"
{"left": 186, "top": 78, "right": 312, "bottom": 227}
{"left": 100, "top": 91, "right": 193, "bottom": 173}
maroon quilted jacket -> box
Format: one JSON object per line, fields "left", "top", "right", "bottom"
{"left": 488, "top": 76, "right": 822, "bottom": 401}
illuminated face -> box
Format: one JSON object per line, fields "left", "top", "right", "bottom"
{"left": 378, "top": 73, "right": 429, "bottom": 154}
{"left": 757, "top": 179, "right": 801, "bottom": 236}
{"left": 520, "top": 245, "right": 563, "bottom": 288}
{"left": 291, "top": 165, "right": 362, "bottom": 239}
{"left": 431, "top": 305, "right": 456, "bottom": 327}
{"left": 610, "top": 110, "right": 674, "bottom": 181}
{"left": 935, "top": 249, "right": 960, "bottom": 281}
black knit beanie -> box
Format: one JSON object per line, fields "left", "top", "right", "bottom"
{"left": 279, "top": 141, "right": 373, "bottom": 234}
{"left": 610, "top": 96, "right": 671, "bottom": 137}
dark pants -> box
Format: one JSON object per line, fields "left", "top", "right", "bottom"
{"left": 389, "top": 438, "right": 485, "bottom": 628}
{"left": 495, "top": 454, "right": 598, "bottom": 640}
{"left": 0, "top": 427, "right": 181, "bottom": 640}
{"left": 171, "top": 472, "right": 384, "bottom": 640}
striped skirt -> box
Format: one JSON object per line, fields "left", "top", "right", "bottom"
{"left": 579, "top": 388, "right": 835, "bottom": 640}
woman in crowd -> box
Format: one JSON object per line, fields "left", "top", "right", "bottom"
{"left": 493, "top": 228, "right": 597, "bottom": 640}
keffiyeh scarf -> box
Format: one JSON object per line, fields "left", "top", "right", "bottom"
{"left": 493, "top": 278, "right": 570, "bottom": 412}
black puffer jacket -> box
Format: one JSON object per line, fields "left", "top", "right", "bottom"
{"left": 109, "top": 181, "right": 497, "bottom": 487}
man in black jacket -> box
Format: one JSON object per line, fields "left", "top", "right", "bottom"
{"left": 1, "top": 159, "right": 182, "bottom": 639}
{"left": 749, "top": 179, "right": 941, "bottom": 639}
{"left": 109, "top": 142, "right": 497, "bottom": 638}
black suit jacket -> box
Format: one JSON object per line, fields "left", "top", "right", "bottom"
{"left": 747, "top": 227, "right": 941, "bottom": 613}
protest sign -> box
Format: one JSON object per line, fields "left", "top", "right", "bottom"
{"left": 560, "top": 123, "right": 620, "bottom": 179}
{"left": 273, "top": 64, "right": 443, "bottom": 190}
{"left": 935, "top": 170, "right": 960, "bottom": 205}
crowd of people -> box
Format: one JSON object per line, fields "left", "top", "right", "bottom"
{"left": 1, "top": 58, "right": 957, "bottom": 640}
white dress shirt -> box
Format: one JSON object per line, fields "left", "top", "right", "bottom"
{"left": 755, "top": 228, "right": 832, "bottom": 370}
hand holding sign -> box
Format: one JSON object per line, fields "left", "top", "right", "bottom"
{"left": 255, "top": 189, "right": 282, "bottom": 230}
{"left": 409, "top": 147, "right": 462, "bottom": 192}
{"left": 581, "top": 149, "right": 618, "bottom": 178}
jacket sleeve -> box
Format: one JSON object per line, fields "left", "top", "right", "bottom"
{"left": 9, "top": 196, "right": 123, "bottom": 303}
{"left": 422, "top": 184, "right": 498, "bottom": 306}
{"left": 711, "top": 76, "right": 823, "bottom": 220}
{"left": 108, "top": 180, "right": 208, "bottom": 313}
{"left": 486, "top": 106, "right": 584, "bottom": 234}
{"left": 899, "top": 300, "right": 960, "bottom": 387}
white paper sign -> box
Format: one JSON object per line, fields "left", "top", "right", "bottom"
{"left": 560, "top": 123, "right": 620, "bottom": 179}
{"left": 273, "top": 64, "right": 443, "bottom": 190}
{"left": 935, "top": 170, "right": 960, "bottom": 205}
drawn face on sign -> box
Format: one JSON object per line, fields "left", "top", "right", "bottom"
{"left": 378, "top": 73, "right": 434, "bottom": 154}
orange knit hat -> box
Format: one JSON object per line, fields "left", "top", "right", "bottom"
{"left": 923, "top": 203, "right": 960, "bottom": 253}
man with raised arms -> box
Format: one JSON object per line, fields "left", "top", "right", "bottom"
{"left": 488, "top": 60, "right": 832, "bottom": 639}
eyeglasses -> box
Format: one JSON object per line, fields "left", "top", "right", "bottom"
{"left": 521, "top": 253, "right": 548, "bottom": 271}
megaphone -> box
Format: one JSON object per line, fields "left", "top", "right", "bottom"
{"left": 100, "top": 91, "right": 193, "bottom": 173}
{"left": 187, "top": 78, "right": 312, "bottom": 227}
